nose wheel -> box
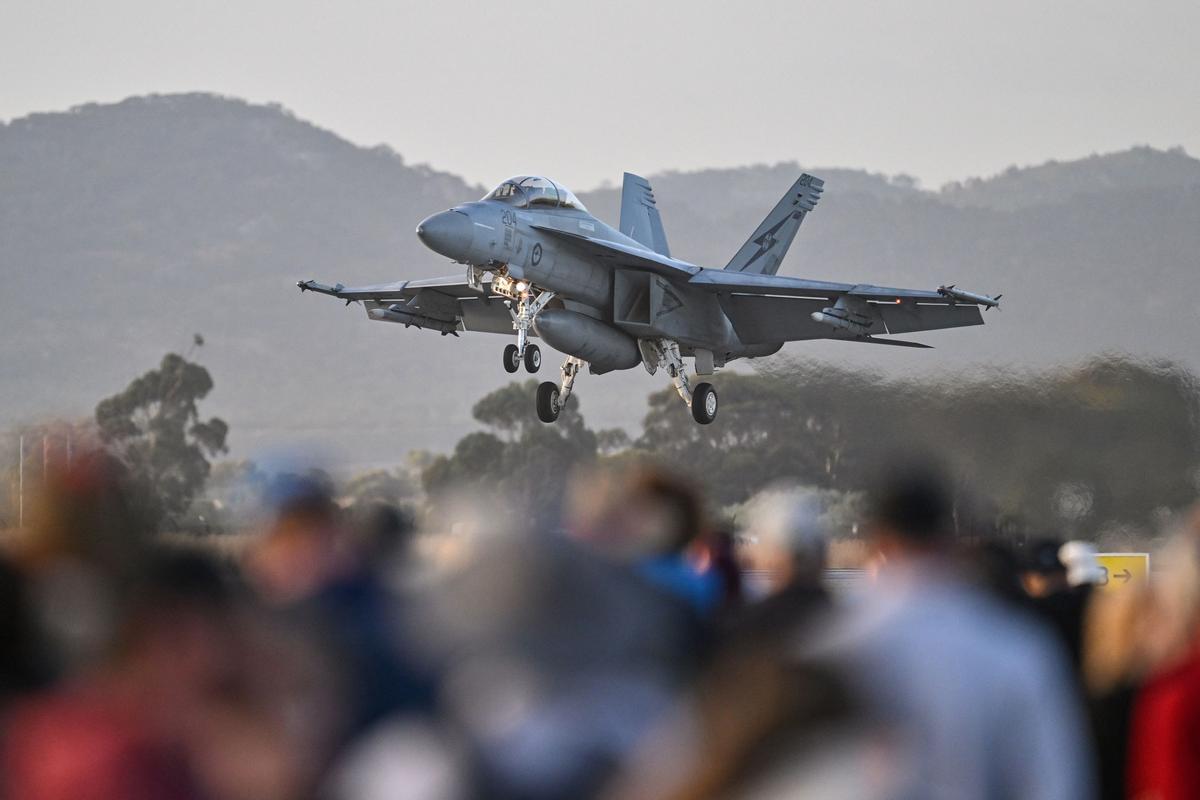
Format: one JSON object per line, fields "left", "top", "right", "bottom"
{"left": 503, "top": 343, "right": 541, "bottom": 373}
{"left": 503, "top": 344, "right": 521, "bottom": 373}
{"left": 524, "top": 344, "right": 541, "bottom": 372}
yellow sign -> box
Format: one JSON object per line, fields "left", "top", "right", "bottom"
{"left": 1095, "top": 552, "right": 1150, "bottom": 591}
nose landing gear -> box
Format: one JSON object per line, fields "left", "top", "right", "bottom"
{"left": 503, "top": 343, "right": 542, "bottom": 373}
{"left": 499, "top": 281, "right": 555, "bottom": 375}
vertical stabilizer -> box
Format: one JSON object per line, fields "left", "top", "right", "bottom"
{"left": 619, "top": 173, "right": 671, "bottom": 257}
{"left": 724, "top": 173, "right": 823, "bottom": 275}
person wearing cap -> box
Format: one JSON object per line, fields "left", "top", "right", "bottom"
{"left": 1059, "top": 540, "right": 1106, "bottom": 588}
{"left": 1021, "top": 538, "right": 1095, "bottom": 672}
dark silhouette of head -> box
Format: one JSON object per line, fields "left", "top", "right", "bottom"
{"left": 867, "top": 458, "right": 954, "bottom": 555}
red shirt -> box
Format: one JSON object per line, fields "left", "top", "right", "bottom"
{"left": 1129, "top": 647, "right": 1200, "bottom": 800}
{"left": 3, "top": 686, "right": 202, "bottom": 800}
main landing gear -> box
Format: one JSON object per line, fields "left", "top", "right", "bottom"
{"left": 536, "top": 356, "right": 584, "bottom": 423}
{"left": 691, "top": 382, "right": 718, "bottom": 424}
{"left": 640, "top": 338, "right": 719, "bottom": 425}
{"left": 534, "top": 340, "right": 719, "bottom": 426}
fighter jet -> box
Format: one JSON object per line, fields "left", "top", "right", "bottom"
{"left": 298, "top": 173, "right": 999, "bottom": 424}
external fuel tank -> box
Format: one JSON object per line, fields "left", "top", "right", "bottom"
{"left": 533, "top": 309, "right": 641, "bottom": 374}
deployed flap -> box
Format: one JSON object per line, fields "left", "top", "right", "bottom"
{"left": 724, "top": 173, "right": 824, "bottom": 275}
{"left": 619, "top": 173, "right": 671, "bottom": 257}
{"left": 689, "top": 269, "right": 950, "bottom": 302}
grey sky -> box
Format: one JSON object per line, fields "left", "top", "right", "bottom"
{"left": 4, "top": 0, "right": 1197, "bottom": 191}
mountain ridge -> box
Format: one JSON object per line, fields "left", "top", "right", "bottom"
{"left": 3, "top": 94, "right": 1197, "bottom": 464}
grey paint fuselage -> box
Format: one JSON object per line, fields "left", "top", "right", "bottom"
{"left": 420, "top": 198, "right": 743, "bottom": 360}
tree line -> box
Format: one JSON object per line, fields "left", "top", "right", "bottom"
{"left": 425, "top": 356, "right": 1200, "bottom": 543}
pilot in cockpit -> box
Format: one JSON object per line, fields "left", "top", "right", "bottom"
{"left": 484, "top": 176, "right": 586, "bottom": 211}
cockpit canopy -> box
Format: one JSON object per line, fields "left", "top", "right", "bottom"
{"left": 483, "top": 176, "right": 587, "bottom": 211}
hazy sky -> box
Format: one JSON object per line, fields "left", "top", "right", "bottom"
{"left": 3, "top": 0, "right": 1198, "bottom": 190}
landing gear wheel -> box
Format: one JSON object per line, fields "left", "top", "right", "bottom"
{"left": 503, "top": 344, "right": 521, "bottom": 373}
{"left": 692, "top": 382, "right": 718, "bottom": 424}
{"left": 524, "top": 344, "right": 541, "bottom": 373}
{"left": 536, "top": 381, "right": 561, "bottom": 423}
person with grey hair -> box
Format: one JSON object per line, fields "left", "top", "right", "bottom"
{"left": 717, "top": 486, "right": 837, "bottom": 668}
{"left": 738, "top": 486, "right": 829, "bottom": 604}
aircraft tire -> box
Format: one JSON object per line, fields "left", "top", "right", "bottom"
{"left": 692, "top": 383, "right": 718, "bottom": 424}
{"left": 536, "top": 382, "right": 561, "bottom": 423}
{"left": 503, "top": 344, "right": 521, "bottom": 373}
{"left": 524, "top": 344, "right": 541, "bottom": 373}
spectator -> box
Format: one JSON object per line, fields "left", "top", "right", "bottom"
{"left": 567, "top": 464, "right": 723, "bottom": 616}
{"left": 730, "top": 486, "right": 832, "bottom": 644}
{"left": 1021, "top": 537, "right": 1094, "bottom": 670}
{"left": 3, "top": 553, "right": 235, "bottom": 800}
{"left": 1083, "top": 579, "right": 1154, "bottom": 800}
{"left": 811, "top": 460, "right": 1094, "bottom": 800}
{"left": 1127, "top": 507, "right": 1200, "bottom": 800}
{"left": 246, "top": 476, "right": 437, "bottom": 742}
{"left": 607, "top": 488, "right": 857, "bottom": 800}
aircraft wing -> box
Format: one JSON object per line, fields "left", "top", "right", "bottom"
{"left": 297, "top": 274, "right": 514, "bottom": 335}
{"left": 296, "top": 274, "right": 487, "bottom": 301}
{"left": 529, "top": 225, "right": 700, "bottom": 279}
{"left": 687, "top": 268, "right": 989, "bottom": 345}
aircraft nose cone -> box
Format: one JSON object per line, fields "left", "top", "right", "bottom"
{"left": 416, "top": 209, "right": 472, "bottom": 260}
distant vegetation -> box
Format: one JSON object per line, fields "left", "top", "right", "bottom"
{"left": 94, "top": 348, "right": 227, "bottom": 531}
{"left": 424, "top": 358, "right": 1200, "bottom": 545}
{"left": 4, "top": 350, "right": 1194, "bottom": 548}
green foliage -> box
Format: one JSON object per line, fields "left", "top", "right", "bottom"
{"left": 422, "top": 380, "right": 598, "bottom": 521}
{"left": 342, "top": 467, "right": 419, "bottom": 507}
{"left": 634, "top": 356, "right": 1200, "bottom": 538}
{"left": 95, "top": 352, "right": 227, "bottom": 530}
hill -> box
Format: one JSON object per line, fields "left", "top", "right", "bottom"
{"left": 2, "top": 94, "right": 1198, "bottom": 464}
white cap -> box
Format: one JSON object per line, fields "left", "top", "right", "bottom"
{"left": 1059, "top": 540, "right": 1105, "bottom": 586}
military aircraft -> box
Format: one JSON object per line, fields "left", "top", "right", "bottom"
{"left": 298, "top": 173, "right": 1000, "bottom": 424}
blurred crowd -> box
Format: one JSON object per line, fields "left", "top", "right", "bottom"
{"left": 3, "top": 451, "right": 1200, "bottom": 800}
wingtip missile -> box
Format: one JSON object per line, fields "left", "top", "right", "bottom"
{"left": 937, "top": 284, "right": 1002, "bottom": 309}
{"left": 296, "top": 280, "right": 347, "bottom": 298}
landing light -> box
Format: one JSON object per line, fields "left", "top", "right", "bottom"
{"left": 516, "top": 281, "right": 528, "bottom": 293}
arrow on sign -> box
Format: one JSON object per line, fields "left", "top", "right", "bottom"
{"left": 1115, "top": 569, "right": 1132, "bottom": 583}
